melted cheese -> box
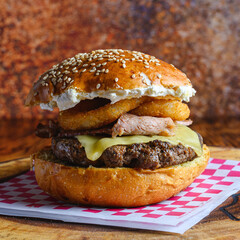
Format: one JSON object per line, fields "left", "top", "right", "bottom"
{"left": 76, "top": 125, "right": 202, "bottom": 161}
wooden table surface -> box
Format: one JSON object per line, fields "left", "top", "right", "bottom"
{"left": 0, "top": 118, "right": 240, "bottom": 239}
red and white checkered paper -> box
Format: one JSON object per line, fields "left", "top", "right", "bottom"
{"left": 0, "top": 158, "right": 240, "bottom": 234}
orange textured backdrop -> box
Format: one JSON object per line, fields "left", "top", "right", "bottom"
{"left": 0, "top": 0, "right": 240, "bottom": 119}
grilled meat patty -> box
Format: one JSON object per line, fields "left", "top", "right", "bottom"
{"left": 51, "top": 137, "right": 197, "bottom": 170}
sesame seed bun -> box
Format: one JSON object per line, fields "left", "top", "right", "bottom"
{"left": 25, "top": 49, "right": 195, "bottom": 111}
{"left": 32, "top": 145, "right": 209, "bottom": 207}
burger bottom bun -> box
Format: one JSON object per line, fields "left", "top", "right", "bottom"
{"left": 33, "top": 145, "right": 210, "bottom": 207}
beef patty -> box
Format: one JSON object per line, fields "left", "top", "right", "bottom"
{"left": 51, "top": 137, "right": 197, "bottom": 170}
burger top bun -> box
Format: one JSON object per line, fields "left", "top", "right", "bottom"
{"left": 25, "top": 49, "right": 196, "bottom": 111}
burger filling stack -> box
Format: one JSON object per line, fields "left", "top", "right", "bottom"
{"left": 25, "top": 49, "right": 210, "bottom": 207}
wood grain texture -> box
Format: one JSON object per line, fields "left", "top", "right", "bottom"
{"left": 191, "top": 118, "right": 240, "bottom": 148}
{"left": 1, "top": 216, "right": 240, "bottom": 240}
{"left": 0, "top": 158, "right": 30, "bottom": 181}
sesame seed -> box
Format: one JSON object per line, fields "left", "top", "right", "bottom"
{"left": 115, "top": 78, "right": 119, "bottom": 82}
{"left": 83, "top": 64, "right": 88, "bottom": 67}
{"left": 101, "top": 69, "right": 105, "bottom": 72}
{"left": 91, "top": 63, "right": 96, "bottom": 66}
{"left": 95, "top": 72, "right": 100, "bottom": 76}
{"left": 105, "top": 69, "right": 109, "bottom": 73}
{"left": 112, "top": 50, "right": 119, "bottom": 54}
{"left": 156, "top": 63, "right": 161, "bottom": 66}
{"left": 97, "top": 64, "right": 102, "bottom": 67}
{"left": 43, "top": 74, "right": 48, "bottom": 80}
{"left": 96, "top": 83, "right": 101, "bottom": 89}
{"left": 102, "top": 62, "right": 107, "bottom": 66}
{"left": 98, "top": 58, "right": 103, "bottom": 60}
{"left": 145, "top": 65, "right": 149, "bottom": 68}
{"left": 82, "top": 69, "right": 86, "bottom": 72}
{"left": 90, "top": 67, "right": 96, "bottom": 72}
{"left": 131, "top": 74, "right": 135, "bottom": 78}
{"left": 157, "top": 73, "right": 162, "bottom": 79}
{"left": 122, "top": 64, "right": 126, "bottom": 68}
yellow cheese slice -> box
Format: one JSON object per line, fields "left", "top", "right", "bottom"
{"left": 76, "top": 125, "right": 202, "bottom": 161}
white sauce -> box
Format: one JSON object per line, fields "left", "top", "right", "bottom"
{"left": 40, "top": 85, "right": 196, "bottom": 111}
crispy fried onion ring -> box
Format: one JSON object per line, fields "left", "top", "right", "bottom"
{"left": 130, "top": 99, "right": 190, "bottom": 121}
{"left": 59, "top": 98, "right": 147, "bottom": 130}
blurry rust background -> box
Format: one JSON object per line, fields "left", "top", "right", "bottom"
{"left": 0, "top": 0, "right": 240, "bottom": 120}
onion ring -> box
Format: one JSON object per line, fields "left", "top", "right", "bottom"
{"left": 130, "top": 99, "right": 190, "bottom": 121}
{"left": 67, "top": 98, "right": 111, "bottom": 113}
{"left": 59, "top": 98, "right": 147, "bottom": 130}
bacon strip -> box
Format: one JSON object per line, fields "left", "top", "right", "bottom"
{"left": 35, "top": 120, "right": 112, "bottom": 138}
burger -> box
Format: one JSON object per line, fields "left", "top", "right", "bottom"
{"left": 25, "top": 49, "right": 210, "bottom": 207}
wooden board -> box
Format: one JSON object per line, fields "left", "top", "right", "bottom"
{"left": 0, "top": 146, "right": 240, "bottom": 239}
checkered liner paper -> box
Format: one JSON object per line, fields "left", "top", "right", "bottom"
{"left": 0, "top": 158, "right": 240, "bottom": 234}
